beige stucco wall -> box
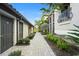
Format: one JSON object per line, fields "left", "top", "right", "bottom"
{"left": 31, "top": 27, "right": 34, "bottom": 33}
{"left": 23, "top": 22, "right": 29, "bottom": 39}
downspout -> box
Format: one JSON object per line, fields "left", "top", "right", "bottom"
{"left": 52, "top": 4, "right": 55, "bottom": 34}
{"left": 52, "top": 11, "right": 55, "bottom": 34}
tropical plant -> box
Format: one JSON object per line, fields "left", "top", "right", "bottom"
{"left": 57, "top": 39, "right": 69, "bottom": 51}
{"left": 41, "top": 15, "right": 49, "bottom": 24}
{"left": 47, "top": 33, "right": 69, "bottom": 51}
{"left": 40, "top": 8, "right": 50, "bottom": 14}
{"left": 35, "top": 15, "right": 48, "bottom": 32}
{"left": 40, "top": 3, "right": 65, "bottom": 34}
{"left": 52, "top": 35, "right": 59, "bottom": 43}
{"left": 47, "top": 33, "right": 53, "bottom": 41}
{"left": 68, "top": 24, "right": 79, "bottom": 44}
{"left": 35, "top": 20, "right": 42, "bottom": 32}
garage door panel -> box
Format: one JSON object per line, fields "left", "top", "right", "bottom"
{"left": 1, "top": 15, "right": 13, "bottom": 53}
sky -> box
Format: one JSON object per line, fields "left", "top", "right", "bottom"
{"left": 11, "top": 3, "right": 48, "bottom": 25}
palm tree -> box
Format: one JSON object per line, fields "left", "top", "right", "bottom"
{"left": 40, "top": 8, "right": 50, "bottom": 14}
{"left": 40, "top": 3, "right": 55, "bottom": 34}
{"left": 35, "top": 20, "right": 42, "bottom": 32}
{"left": 40, "top": 3, "right": 64, "bottom": 34}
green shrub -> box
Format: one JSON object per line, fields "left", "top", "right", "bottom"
{"left": 47, "top": 33, "right": 69, "bottom": 51}
{"left": 22, "top": 38, "right": 30, "bottom": 44}
{"left": 52, "top": 36, "right": 59, "bottom": 43}
{"left": 28, "top": 33, "right": 35, "bottom": 39}
{"left": 47, "top": 33, "right": 53, "bottom": 40}
{"left": 8, "top": 50, "right": 21, "bottom": 56}
{"left": 44, "top": 29, "right": 48, "bottom": 35}
{"left": 47, "top": 33, "right": 58, "bottom": 43}
{"left": 57, "top": 39, "right": 69, "bottom": 51}
{"left": 17, "top": 39, "right": 23, "bottom": 44}
{"left": 16, "top": 38, "right": 30, "bottom": 45}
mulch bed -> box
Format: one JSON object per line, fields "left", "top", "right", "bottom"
{"left": 44, "top": 36, "right": 79, "bottom": 56}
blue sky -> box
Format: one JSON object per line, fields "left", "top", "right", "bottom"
{"left": 11, "top": 3, "right": 48, "bottom": 25}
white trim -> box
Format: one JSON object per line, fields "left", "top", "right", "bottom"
{"left": 58, "top": 21, "right": 71, "bottom": 26}
{"left": 0, "top": 8, "right": 15, "bottom": 19}
{"left": 13, "top": 18, "right": 17, "bottom": 45}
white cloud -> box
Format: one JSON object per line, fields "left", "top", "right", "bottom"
{"left": 30, "top": 20, "right": 35, "bottom": 25}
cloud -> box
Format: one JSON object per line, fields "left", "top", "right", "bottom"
{"left": 34, "top": 17, "right": 40, "bottom": 20}
{"left": 30, "top": 20, "right": 35, "bottom": 25}
{"left": 29, "top": 17, "right": 41, "bottom": 25}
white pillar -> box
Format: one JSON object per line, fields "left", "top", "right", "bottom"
{"left": 13, "top": 18, "right": 17, "bottom": 45}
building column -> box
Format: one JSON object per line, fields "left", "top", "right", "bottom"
{"left": 17, "top": 20, "right": 19, "bottom": 41}
{"left": 13, "top": 18, "right": 17, "bottom": 45}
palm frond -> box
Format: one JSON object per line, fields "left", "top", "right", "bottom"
{"left": 70, "top": 29, "right": 79, "bottom": 32}
{"left": 68, "top": 24, "right": 79, "bottom": 44}
{"left": 73, "top": 24, "right": 79, "bottom": 29}
{"left": 68, "top": 35, "right": 79, "bottom": 43}
{"left": 68, "top": 32, "right": 79, "bottom": 37}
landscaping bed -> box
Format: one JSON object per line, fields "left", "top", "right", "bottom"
{"left": 8, "top": 50, "right": 21, "bottom": 56}
{"left": 16, "top": 38, "right": 30, "bottom": 45}
{"left": 27, "top": 32, "right": 35, "bottom": 39}
{"left": 16, "top": 32, "right": 35, "bottom": 46}
{"left": 44, "top": 33, "right": 79, "bottom": 56}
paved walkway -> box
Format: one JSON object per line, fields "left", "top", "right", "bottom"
{"left": 0, "top": 32, "right": 55, "bottom": 56}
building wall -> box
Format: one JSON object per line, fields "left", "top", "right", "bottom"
{"left": 54, "top": 3, "right": 79, "bottom": 35}
{"left": 23, "top": 22, "right": 29, "bottom": 38}
{"left": 31, "top": 27, "right": 34, "bottom": 33}
{"left": 0, "top": 7, "right": 33, "bottom": 46}
{"left": 70, "top": 3, "right": 79, "bottom": 28}
{"left": 0, "top": 9, "right": 18, "bottom": 45}
{"left": 0, "top": 5, "right": 33, "bottom": 53}
{"left": 54, "top": 11, "right": 72, "bottom": 35}
{"left": 28, "top": 25, "right": 33, "bottom": 34}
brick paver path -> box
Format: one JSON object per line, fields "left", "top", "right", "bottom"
{"left": 0, "top": 32, "right": 55, "bottom": 56}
